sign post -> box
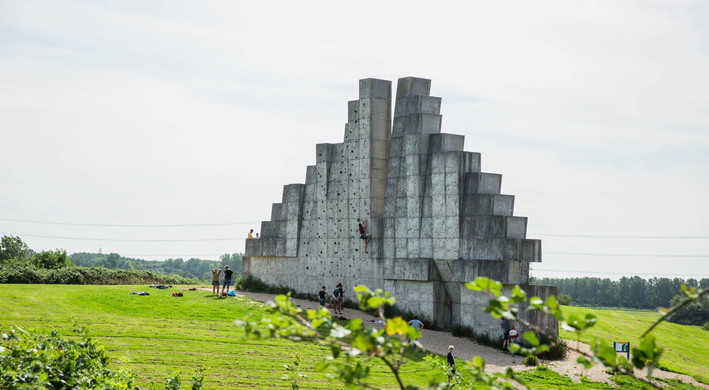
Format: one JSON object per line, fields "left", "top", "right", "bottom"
{"left": 613, "top": 341, "right": 630, "bottom": 361}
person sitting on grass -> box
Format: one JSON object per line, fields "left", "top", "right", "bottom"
{"left": 211, "top": 268, "right": 222, "bottom": 296}
{"left": 221, "top": 265, "right": 234, "bottom": 296}
{"left": 358, "top": 219, "right": 372, "bottom": 254}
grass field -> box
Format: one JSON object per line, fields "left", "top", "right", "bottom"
{"left": 0, "top": 284, "right": 705, "bottom": 389}
{"left": 559, "top": 305, "right": 709, "bottom": 384}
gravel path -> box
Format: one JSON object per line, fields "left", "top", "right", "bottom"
{"left": 210, "top": 289, "right": 706, "bottom": 388}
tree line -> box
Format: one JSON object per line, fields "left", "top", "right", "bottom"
{"left": 532, "top": 276, "right": 709, "bottom": 326}
{"left": 0, "top": 235, "right": 195, "bottom": 284}
{"left": 70, "top": 252, "right": 242, "bottom": 281}
{"left": 532, "top": 276, "right": 708, "bottom": 309}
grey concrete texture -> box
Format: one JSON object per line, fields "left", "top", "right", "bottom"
{"left": 243, "top": 77, "right": 554, "bottom": 336}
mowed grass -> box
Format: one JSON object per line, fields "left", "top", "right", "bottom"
{"left": 0, "top": 284, "right": 433, "bottom": 389}
{"left": 0, "top": 285, "right": 705, "bottom": 389}
{"left": 559, "top": 305, "right": 709, "bottom": 384}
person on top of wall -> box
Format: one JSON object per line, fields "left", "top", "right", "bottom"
{"left": 358, "top": 219, "right": 372, "bottom": 254}
{"left": 247, "top": 229, "right": 254, "bottom": 239}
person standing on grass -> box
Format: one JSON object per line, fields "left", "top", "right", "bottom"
{"left": 447, "top": 345, "right": 458, "bottom": 384}
{"left": 358, "top": 219, "right": 372, "bottom": 254}
{"left": 333, "top": 283, "right": 344, "bottom": 316}
{"left": 221, "top": 265, "right": 234, "bottom": 295}
{"left": 211, "top": 268, "right": 222, "bottom": 296}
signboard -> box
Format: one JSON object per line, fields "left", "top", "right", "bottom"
{"left": 613, "top": 341, "right": 630, "bottom": 360}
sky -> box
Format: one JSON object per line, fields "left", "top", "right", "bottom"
{"left": 1, "top": 0, "right": 708, "bottom": 279}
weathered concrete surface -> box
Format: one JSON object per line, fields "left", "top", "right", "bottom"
{"left": 244, "top": 77, "right": 556, "bottom": 338}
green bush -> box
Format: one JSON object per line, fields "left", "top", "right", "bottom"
{"left": 524, "top": 355, "right": 540, "bottom": 367}
{"left": 0, "top": 326, "right": 205, "bottom": 390}
{"left": 0, "top": 264, "right": 196, "bottom": 285}
{"left": 703, "top": 322, "right": 709, "bottom": 331}
{"left": 0, "top": 326, "right": 139, "bottom": 389}
{"left": 557, "top": 293, "right": 572, "bottom": 305}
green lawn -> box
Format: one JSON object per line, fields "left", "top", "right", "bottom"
{"left": 559, "top": 305, "right": 709, "bottom": 384}
{"left": 0, "top": 284, "right": 433, "bottom": 389}
{"left": 0, "top": 285, "right": 704, "bottom": 389}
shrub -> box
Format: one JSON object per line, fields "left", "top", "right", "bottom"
{"left": 557, "top": 293, "right": 572, "bottom": 305}
{"left": 0, "top": 326, "right": 206, "bottom": 390}
{"left": 703, "top": 322, "right": 709, "bottom": 331}
{"left": 524, "top": 355, "right": 540, "bottom": 366}
{"left": 0, "top": 264, "right": 196, "bottom": 285}
{"left": 0, "top": 326, "right": 140, "bottom": 389}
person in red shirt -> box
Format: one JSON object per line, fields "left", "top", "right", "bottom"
{"left": 358, "top": 219, "right": 372, "bottom": 254}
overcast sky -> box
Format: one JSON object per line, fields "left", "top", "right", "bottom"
{"left": 1, "top": 0, "right": 708, "bottom": 279}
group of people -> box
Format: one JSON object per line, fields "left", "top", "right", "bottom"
{"left": 318, "top": 283, "right": 345, "bottom": 316}
{"left": 247, "top": 229, "right": 259, "bottom": 239}
{"left": 210, "top": 265, "right": 234, "bottom": 296}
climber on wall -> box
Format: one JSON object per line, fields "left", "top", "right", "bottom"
{"left": 358, "top": 219, "right": 372, "bottom": 254}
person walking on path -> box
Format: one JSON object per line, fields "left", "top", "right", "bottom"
{"left": 447, "top": 345, "right": 458, "bottom": 384}
{"left": 408, "top": 318, "right": 424, "bottom": 349}
{"left": 358, "top": 219, "right": 372, "bottom": 254}
{"left": 501, "top": 318, "right": 511, "bottom": 350}
{"left": 333, "top": 283, "right": 344, "bottom": 316}
{"left": 221, "top": 265, "right": 234, "bottom": 296}
{"left": 247, "top": 229, "right": 254, "bottom": 239}
{"left": 318, "top": 286, "right": 328, "bottom": 306}
{"left": 211, "top": 268, "right": 222, "bottom": 296}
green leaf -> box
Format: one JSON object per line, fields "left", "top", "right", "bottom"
{"left": 508, "top": 343, "right": 521, "bottom": 354}
{"left": 594, "top": 343, "right": 617, "bottom": 367}
{"left": 472, "top": 356, "right": 485, "bottom": 369}
{"left": 577, "top": 356, "right": 593, "bottom": 369}
{"left": 523, "top": 331, "right": 539, "bottom": 347}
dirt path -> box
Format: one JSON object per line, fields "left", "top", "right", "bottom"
{"left": 208, "top": 289, "right": 706, "bottom": 388}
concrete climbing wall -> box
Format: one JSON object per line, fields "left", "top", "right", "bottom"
{"left": 244, "top": 77, "right": 558, "bottom": 339}
{"left": 244, "top": 78, "right": 392, "bottom": 293}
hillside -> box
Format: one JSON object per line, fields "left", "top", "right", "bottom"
{"left": 559, "top": 305, "right": 709, "bottom": 384}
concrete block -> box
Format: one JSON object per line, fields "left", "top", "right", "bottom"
{"left": 271, "top": 204, "right": 283, "bottom": 221}
{"left": 463, "top": 173, "right": 502, "bottom": 194}
{"left": 445, "top": 173, "right": 459, "bottom": 196}
{"left": 430, "top": 133, "right": 465, "bottom": 153}
{"left": 505, "top": 217, "right": 527, "bottom": 239}
{"left": 383, "top": 238, "right": 395, "bottom": 258}
{"left": 432, "top": 195, "right": 445, "bottom": 217}
{"left": 406, "top": 196, "right": 421, "bottom": 218}
{"left": 395, "top": 237, "right": 408, "bottom": 258}
{"left": 359, "top": 78, "right": 392, "bottom": 99}
{"left": 316, "top": 143, "right": 334, "bottom": 163}
{"left": 348, "top": 100, "right": 359, "bottom": 122}
{"left": 420, "top": 238, "right": 433, "bottom": 258}
{"left": 396, "top": 77, "right": 431, "bottom": 98}
{"left": 383, "top": 258, "right": 431, "bottom": 281}
{"left": 422, "top": 196, "right": 432, "bottom": 217}
{"left": 394, "top": 95, "right": 441, "bottom": 118}
{"left": 462, "top": 152, "right": 481, "bottom": 173}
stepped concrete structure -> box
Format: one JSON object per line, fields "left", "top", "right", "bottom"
{"left": 244, "top": 77, "right": 558, "bottom": 338}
